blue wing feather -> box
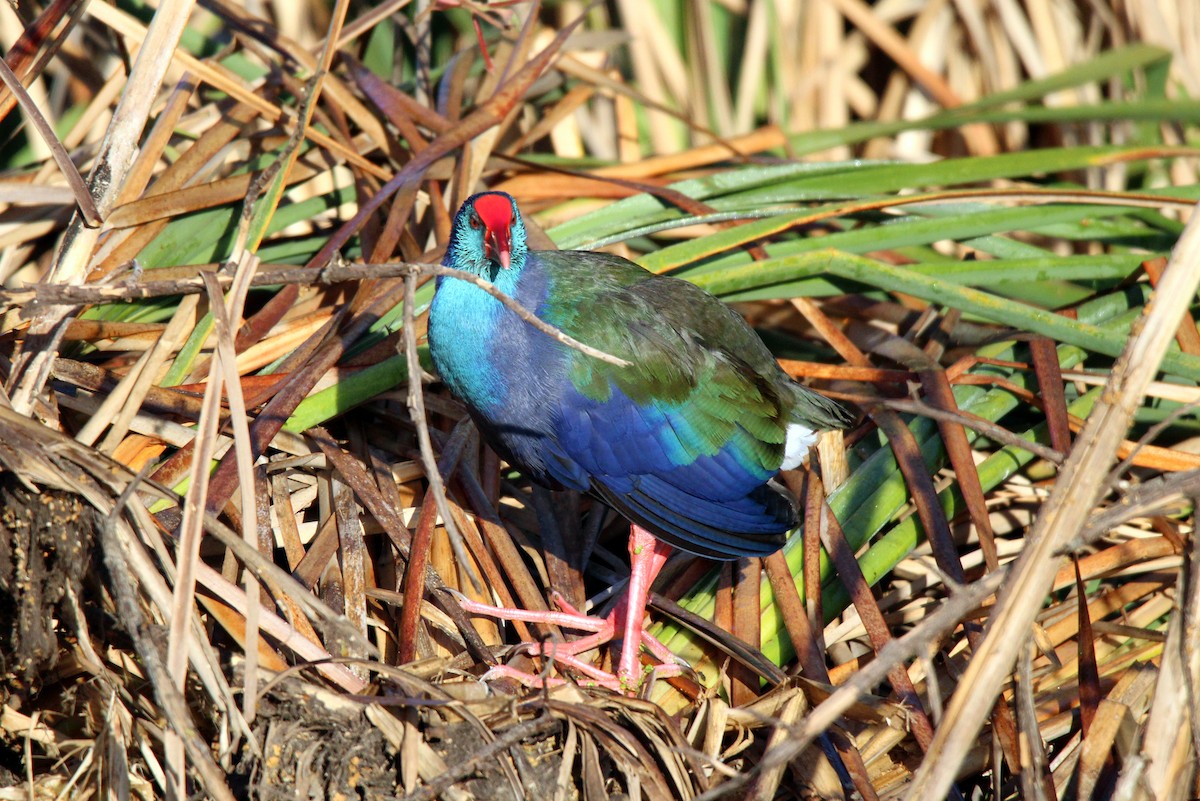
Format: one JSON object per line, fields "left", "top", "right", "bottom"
{"left": 549, "top": 385, "right": 794, "bottom": 558}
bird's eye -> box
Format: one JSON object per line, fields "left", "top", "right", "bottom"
{"left": 468, "top": 215, "right": 481, "bottom": 230}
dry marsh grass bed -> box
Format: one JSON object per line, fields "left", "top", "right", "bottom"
{"left": 0, "top": 1, "right": 1198, "bottom": 799}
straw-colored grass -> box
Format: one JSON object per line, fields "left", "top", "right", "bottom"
{"left": 1, "top": 1, "right": 1199, "bottom": 799}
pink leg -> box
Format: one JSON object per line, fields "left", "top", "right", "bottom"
{"left": 616, "top": 525, "right": 674, "bottom": 690}
{"left": 450, "top": 525, "right": 682, "bottom": 692}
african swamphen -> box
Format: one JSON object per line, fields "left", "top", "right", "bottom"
{"left": 428, "top": 191, "right": 849, "bottom": 690}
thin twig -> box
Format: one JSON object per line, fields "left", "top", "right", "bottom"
{"left": 1101, "top": 396, "right": 1200, "bottom": 494}
{"left": 402, "top": 269, "right": 467, "bottom": 623}
{"left": 4, "top": 261, "right": 632, "bottom": 368}
{"left": 880, "top": 396, "right": 1065, "bottom": 464}
{"left": 1058, "top": 468, "right": 1200, "bottom": 554}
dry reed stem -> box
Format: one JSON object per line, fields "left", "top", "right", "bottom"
{"left": 904, "top": 202, "right": 1200, "bottom": 799}
{"left": 162, "top": 314, "right": 224, "bottom": 796}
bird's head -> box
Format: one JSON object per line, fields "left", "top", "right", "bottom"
{"left": 445, "top": 191, "right": 529, "bottom": 278}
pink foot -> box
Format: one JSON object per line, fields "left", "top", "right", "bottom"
{"left": 451, "top": 526, "right": 685, "bottom": 692}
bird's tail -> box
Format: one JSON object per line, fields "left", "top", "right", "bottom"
{"left": 592, "top": 477, "right": 795, "bottom": 560}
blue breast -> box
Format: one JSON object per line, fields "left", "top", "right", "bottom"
{"left": 429, "top": 265, "right": 587, "bottom": 491}
{"left": 428, "top": 274, "right": 509, "bottom": 412}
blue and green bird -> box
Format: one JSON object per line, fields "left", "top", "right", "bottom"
{"left": 428, "top": 191, "right": 849, "bottom": 685}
